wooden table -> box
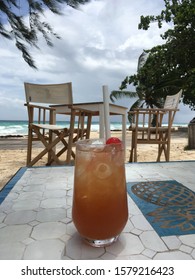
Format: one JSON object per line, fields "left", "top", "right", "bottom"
{"left": 51, "top": 102, "right": 128, "bottom": 147}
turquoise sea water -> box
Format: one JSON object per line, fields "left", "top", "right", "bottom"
{"left": 0, "top": 120, "right": 129, "bottom": 136}
{"left": 0, "top": 120, "right": 188, "bottom": 136}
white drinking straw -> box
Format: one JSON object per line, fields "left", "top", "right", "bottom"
{"left": 102, "top": 85, "right": 111, "bottom": 140}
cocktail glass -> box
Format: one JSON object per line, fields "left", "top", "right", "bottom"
{"left": 72, "top": 139, "right": 128, "bottom": 247}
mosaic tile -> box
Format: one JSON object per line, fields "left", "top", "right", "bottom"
{"left": 131, "top": 214, "right": 153, "bottom": 231}
{"left": 12, "top": 199, "right": 40, "bottom": 211}
{"left": 0, "top": 212, "right": 6, "bottom": 223}
{"left": 36, "top": 208, "right": 66, "bottom": 222}
{"left": 31, "top": 222, "right": 67, "bottom": 240}
{"left": 154, "top": 251, "right": 193, "bottom": 260}
{"left": 162, "top": 236, "right": 181, "bottom": 250}
{"left": 0, "top": 225, "right": 32, "bottom": 243}
{"left": 142, "top": 248, "right": 156, "bottom": 258}
{"left": 24, "top": 239, "right": 65, "bottom": 260}
{"left": 179, "top": 234, "right": 195, "bottom": 248}
{"left": 140, "top": 231, "right": 168, "bottom": 252}
{"left": 180, "top": 244, "right": 193, "bottom": 254}
{"left": 65, "top": 234, "right": 105, "bottom": 260}
{"left": 0, "top": 242, "right": 25, "bottom": 260}
{"left": 4, "top": 210, "right": 36, "bottom": 225}
{"left": 40, "top": 198, "right": 66, "bottom": 209}
{"left": 191, "top": 249, "right": 195, "bottom": 259}
{"left": 106, "top": 233, "right": 144, "bottom": 256}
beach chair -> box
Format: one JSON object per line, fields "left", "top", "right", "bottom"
{"left": 129, "top": 90, "right": 182, "bottom": 162}
{"left": 24, "top": 82, "right": 92, "bottom": 166}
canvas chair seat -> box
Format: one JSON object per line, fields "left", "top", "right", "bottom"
{"left": 32, "top": 123, "right": 67, "bottom": 130}
{"left": 129, "top": 90, "right": 182, "bottom": 162}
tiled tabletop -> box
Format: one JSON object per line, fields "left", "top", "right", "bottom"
{"left": 0, "top": 162, "right": 195, "bottom": 260}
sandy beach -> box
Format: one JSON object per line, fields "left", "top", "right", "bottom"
{"left": 0, "top": 128, "right": 195, "bottom": 191}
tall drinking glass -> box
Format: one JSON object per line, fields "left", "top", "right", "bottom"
{"left": 72, "top": 139, "right": 128, "bottom": 247}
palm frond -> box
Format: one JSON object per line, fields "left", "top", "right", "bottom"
{"left": 130, "top": 99, "right": 144, "bottom": 110}
{"left": 151, "top": 98, "right": 164, "bottom": 108}
{"left": 128, "top": 99, "right": 144, "bottom": 124}
{"left": 110, "top": 90, "right": 137, "bottom": 102}
{"left": 137, "top": 51, "right": 148, "bottom": 71}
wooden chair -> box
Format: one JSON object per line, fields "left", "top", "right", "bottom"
{"left": 24, "top": 82, "right": 92, "bottom": 166}
{"left": 129, "top": 90, "right": 182, "bottom": 162}
{"left": 57, "top": 104, "right": 92, "bottom": 164}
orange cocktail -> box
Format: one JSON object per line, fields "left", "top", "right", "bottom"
{"left": 72, "top": 139, "right": 128, "bottom": 247}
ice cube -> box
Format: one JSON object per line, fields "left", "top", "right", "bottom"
{"left": 91, "top": 139, "right": 105, "bottom": 145}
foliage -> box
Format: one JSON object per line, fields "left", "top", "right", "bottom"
{"left": 110, "top": 52, "right": 165, "bottom": 124}
{"left": 0, "top": 0, "right": 90, "bottom": 68}
{"left": 115, "top": 0, "right": 195, "bottom": 110}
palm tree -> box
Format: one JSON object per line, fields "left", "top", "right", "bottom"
{"left": 110, "top": 51, "right": 164, "bottom": 124}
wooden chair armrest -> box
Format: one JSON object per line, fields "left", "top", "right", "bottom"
{"left": 24, "top": 103, "right": 56, "bottom": 111}
{"left": 131, "top": 108, "right": 179, "bottom": 113}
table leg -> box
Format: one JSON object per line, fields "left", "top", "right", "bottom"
{"left": 122, "top": 113, "right": 126, "bottom": 159}
{"left": 99, "top": 105, "right": 105, "bottom": 139}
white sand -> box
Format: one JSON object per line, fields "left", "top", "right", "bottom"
{"left": 0, "top": 129, "right": 195, "bottom": 190}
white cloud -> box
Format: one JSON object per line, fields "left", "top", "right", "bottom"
{"left": 0, "top": 0, "right": 194, "bottom": 122}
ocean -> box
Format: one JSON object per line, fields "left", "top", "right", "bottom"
{"left": 0, "top": 120, "right": 188, "bottom": 137}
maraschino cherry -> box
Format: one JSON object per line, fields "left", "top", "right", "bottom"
{"left": 106, "top": 137, "right": 121, "bottom": 144}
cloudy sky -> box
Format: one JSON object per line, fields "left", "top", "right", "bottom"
{"left": 0, "top": 0, "right": 194, "bottom": 123}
